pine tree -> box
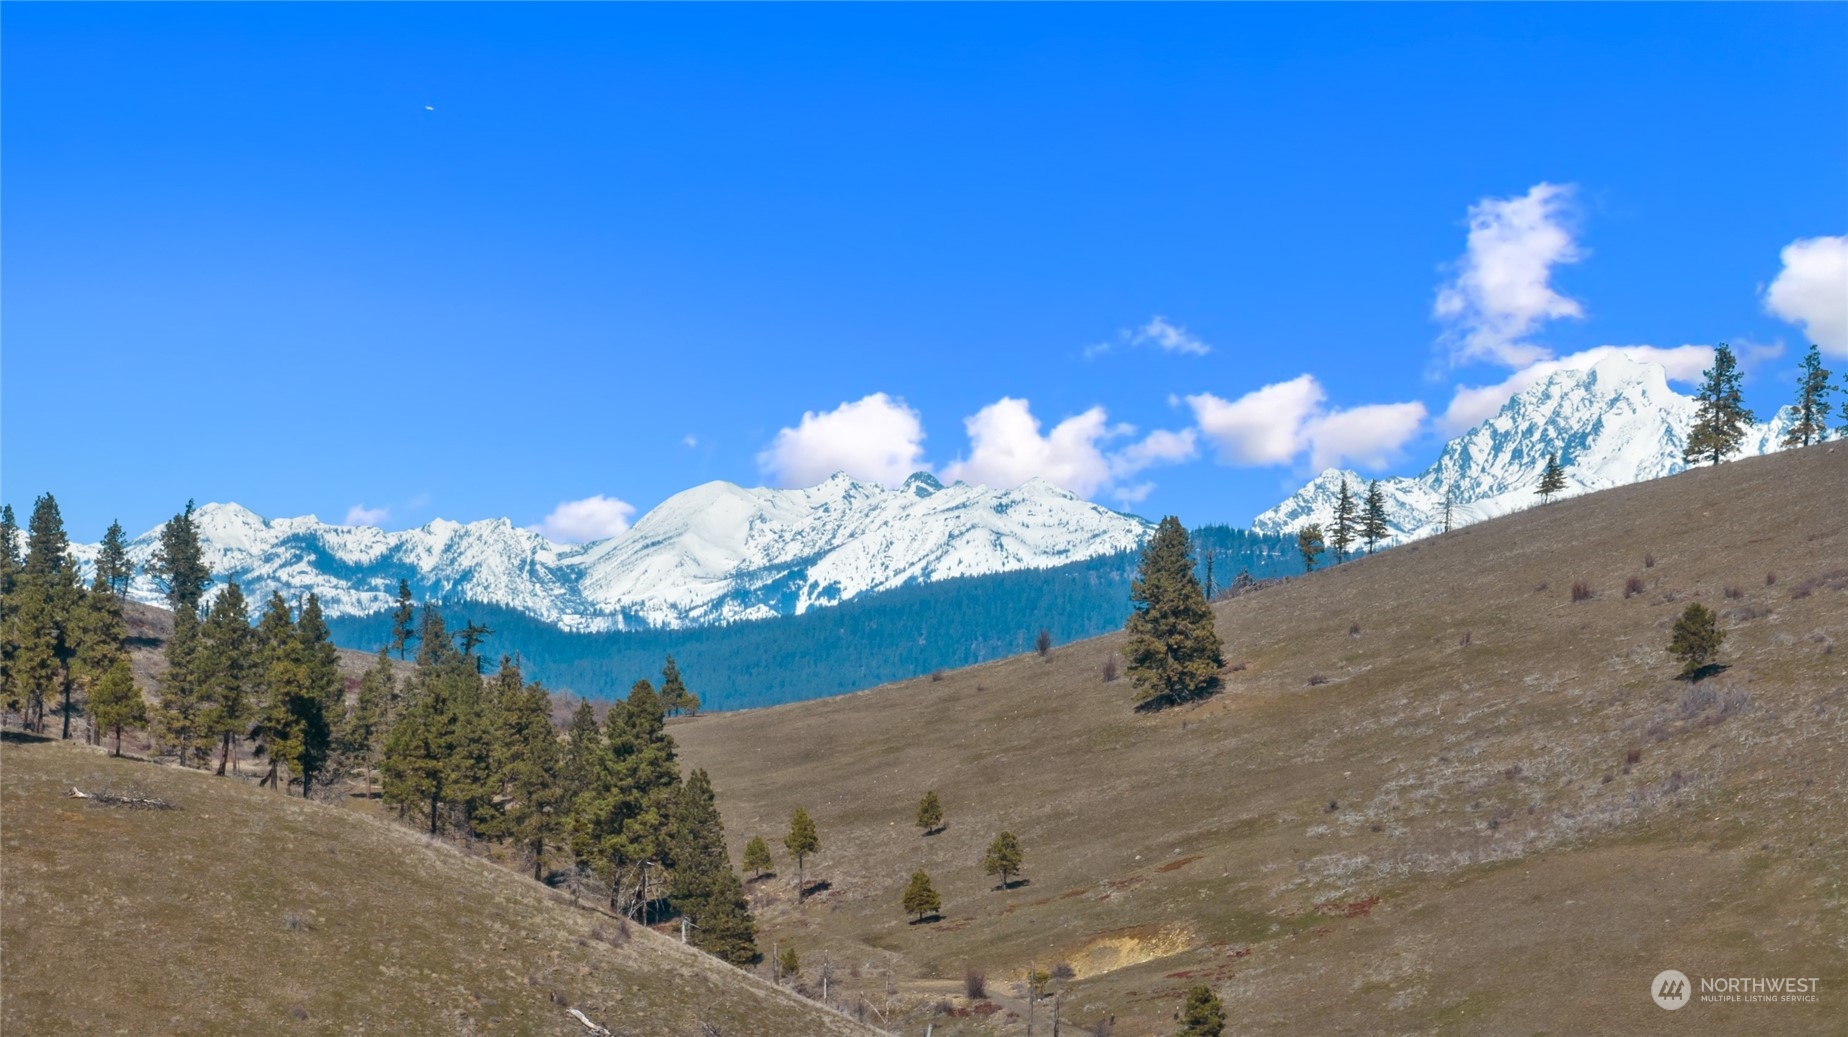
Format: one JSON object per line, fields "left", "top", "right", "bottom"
{"left": 1536, "top": 453, "right": 1567, "bottom": 503}
{"left": 389, "top": 579, "right": 417, "bottom": 659}
{"left": 147, "top": 501, "right": 213, "bottom": 613}
{"left": 13, "top": 495, "right": 84, "bottom": 735}
{"left": 982, "top": 831, "right": 1024, "bottom": 890}
{"left": 1442, "top": 487, "right": 1456, "bottom": 534}
{"left": 916, "top": 790, "right": 944, "bottom": 835}
{"left": 1361, "top": 481, "right": 1389, "bottom": 553}
{"left": 155, "top": 603, "right": 208, "bottom": 765}
{"left": 902, "top": 870, "right": 941, "bottom": 922}
{"left": 487, "top": 657, "right": 565, "bottom": 879}
{"left": 341, "top": 648, "right": 398, "bottom": 799}
{"left": 659, "top": 654, "right": 701, "bottom": 717}
{"left": 783, "top": 806, "right": 820, "bottom": 901}
{"left": 1296, "top": 524, "right": 1325, "bottom": 573}
{"left": 1669, "top": 603, "right": 1725, "bottom": 679}
{"left": 1684, "top": 343, "right": 1754, "bottom": 466}
{"left": 90, "top": 658, "right": 146, "bottom": 756}
{"left": 1124, "top": 516, "right": 1223, "bottom": 709}
{"left": 0, "top": 504, "right": 19, "bottom": 719}
{"left": 96, "top": 520, "right": 133, "bottom": 600}
{"left": 197, "top": 581, "right": 256, "bottom": 775}
{"left": 1330, "top": 476, "right": 1356, "bottom": 562}
{"left": 69, "top": 573, "right": 129, "bottom": 741}
{"left": 560, "top": 698, "right": 603, "bottom": 813}
{"left": 1782, "top": 344, "right": 1834, "bottom": 448}
{"left": 777, "top": 946, "right": 800, "bottom": 985}
{"left": 457, "top": 620, "right": 494, "bottom": 667}
{"left": 742, "top": 835, "right": 773, "bottom": 880}
{"left": 381, "top": 648, "right": 462, "bottom": 832}
{"left": 1177, "top": 985, "right": 1227, "bottom": 1037}
{"left": 668, "top": 769, "right": 760, "bottom": 964}
{"left": 571, "top": 679, "right": 682, "bottom": 915}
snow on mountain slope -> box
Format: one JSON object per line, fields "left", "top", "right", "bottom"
{"left": 1253, "top": 353, "right": 1800, "bottom": 543}
{"left": 76, "top": 474, "right": 1152, "bottom": 631}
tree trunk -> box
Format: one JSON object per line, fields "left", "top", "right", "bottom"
{"left": 112, "top": 725, "right": 122, "bottom": 757}
{"left": 532, "top": 837, "right": 543, "bottom": 881}
{"left": 429, "top": 794, "right": 440, "bottom": 835}
{"left": 216, "top": 732, "right": 231, "bottom": 776}
{"left": 60, "top": 678, "right": 72, "bottom": 740}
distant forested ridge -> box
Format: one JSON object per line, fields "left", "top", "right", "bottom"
{"left": 326, "top": 526, "right": 1295, "bottom": 710}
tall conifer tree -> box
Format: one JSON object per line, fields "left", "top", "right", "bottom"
{"left": 147, "top": 501, "right": 212, "bottom": 613}
{"left": 90, "top": 658, "right": 146, "bottom": 756}
{"left": 96, "top": 520, "right": 134, "bottom": 600}
{"left": 1684, "top": 343, "right": 1754, "bottom": 465}
{"left": 1330, "top": 476, "right": 1356, "bottom": 562}
{"left": 389, "top": 580, "right": 417, "bottom": 659}
{"left": 668, "top": 769, "right": 759, "bottom": 964}
{"left": 1536, "top": 454, "right": 1567, "bottom": 503}
{"left": 198, "top": 581, "right": 256, "bottom": 775}
{"left": 1782, "top": 344, "right": 1833, "bottom": 448}
{"left": 1124, "top": 516, "right": 1223, "bottom": 708}
{"left": 1361, "top": 481, "right": 1389, "bottom": 553}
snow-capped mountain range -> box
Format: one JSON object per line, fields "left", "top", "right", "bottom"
{"left": 70, "top": 473, "right": 1154, "bottom": 631}
{"left": 1252, "top": 352, "right": 1802, "bottom": 543}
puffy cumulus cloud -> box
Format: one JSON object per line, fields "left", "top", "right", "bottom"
{"left": 1434, "top": 182, "right": 1585, "bottom": 367}
{"left": 941, "top": 397, "right": 1195, "bottom": 498}
{"left": 531, "top": 494, "right": 637, "bottom": 544}
{"left": 1763, "top": 235, "right": 1848, "bottom": 356}
{"left": 1439, "top": 344, "right": 1713, "bottom": 433}
{"left": 1186, "top": 376, "right": 1426, "bottom": 471}
{"left": 344, "top": 504, "right": 390, "bottom": 526}
{"left": 1130, "top": 316, "right": 1212, "bottom": 356}
{"left": 758, "top": 393, "right": 929, "bottom": 488}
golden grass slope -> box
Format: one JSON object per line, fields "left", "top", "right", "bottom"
{"left": 1, "top": 739, "right": 881, "bottom": 1037}
{"left": 673, "top": 443, "right": 1848, "bottom": 1036}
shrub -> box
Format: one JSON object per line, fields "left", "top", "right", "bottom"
{"left": 1625, "top": 747, "right": 1643, "bottom": 765}
{"left": 1571, "top": 581, "right": 1594, "bottom": 602}
{"left": 1765, "top": 572, "right": 1777, "bottom": 586}
{"left": 1624, "top": 575, "right": 1646, "bottom": 598}
{"left": 1348, "top": 622, "right": 1362, "bottom": 637}
{"left": 1306, "top": 674, "right": 1330, "bottom": 686}
{"left": 1051, "top": 962, "right": 1076, "bottom": 982}
{"left": 1723, "top": 584, "right": 1743, "bottom": 600}
{"left": 930, "top": 669, "right": 945, "bottom": 683}
{"left": 1459, "top": 630, "right": 1471, "bottom": 646}
{"left": 1644, "top": 553, "right": 1656, "bottom": 569}
{"left": 1670, "top": 602, "right": 1724, "bottom": 678}
{"left": 964, "top": 968, "right": 987, "bottom": 1000}
{"left": 1036, "top": 629, "right": 1053, "bottom": 658}
{"left": 1535, "top": 581, "right": 1550, "bottom": 592}
{"left": 1101, "top": 655, "right": 1120, "bottom": 683}
{"left": 282, "top": 911, "right": 309, "bottom": 932}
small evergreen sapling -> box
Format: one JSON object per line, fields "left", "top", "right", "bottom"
{"left": 983, "top": 831, "right": 1024, "bottom": 890}
{"left": 1670, "top": 602, "right": 1724, "bottom": 679}
{"left": 1296, "top": 524, "right": 1325, "bottom": 573}
{"left": 916, "top": 790, "right": 944, "bottom": 835}
{"left": 742, "top": 835, "right": 773, "bottom": 880}
{"left": 902, "top": 870, "right": 941, "bottom": 922}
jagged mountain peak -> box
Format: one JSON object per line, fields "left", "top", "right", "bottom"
{"left": 78, "top": 474, "right": 1152, "bottom": 633}
{"left": 1255, "top": 355, "right": 1799, "bottom": 544}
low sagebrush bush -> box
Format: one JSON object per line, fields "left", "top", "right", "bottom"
{"left": 964, "top": 968, "right": 987, "bottom": 1000}
{"left": 1644, "top": 552, "right": 1657, "bottom": 569}
{"left": 1571, "top": 580, "right": 1594, "bottom": 602}
{"left": 1723, "top": 584, "right": 1744, "bottom": 600}
{"left": 1624, "top": 575, "right": 1646, "bottom": 598}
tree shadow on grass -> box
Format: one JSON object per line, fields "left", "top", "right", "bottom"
{"left": 1, "top": 730, "right": 53, "bottom": 745}
{"left": 908, "top": 913, "right": 944, "bottom": 926}
{"left": 1679, "top": 663, "right": 1731, "bottom": 683}
{"left": 995, "top": 877, "right": 1032, "bottom": 892}
{"left": 1131, "top": 678, "right": 1223, "bottom": 715}
{"left": 745, "top": 871, "right": 778, "bottom": 885}
{"left": 798, "top": 879, "right": 832, "bottom": 900}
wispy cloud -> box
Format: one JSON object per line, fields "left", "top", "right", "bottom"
{"left": 758, "top": 393, "right": 928, "bottom": 487}
{"left": 531, "top": 494, "right": 636, "bottom": 543}
{"left": 941, "top": 397, "right": 1195, "bottom": 498}
{"left": 1086, "top": 315, "right": 1213, "bottom": 359}
{"left": 1434, "top": 182, "right": 1585, "bottom": 368}
{"left": 1763, "top": 234, "right": 1848, "bottom": 356}
{"left": 344, "top": 504, "right": 390, "bottom": 526}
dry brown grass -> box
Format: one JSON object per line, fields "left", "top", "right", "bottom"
{"left": 673, "top": 443, "right": 1848, "bottom": 1036}
{"left": 0, "top": 739, "right": 880, "bottom": 1037}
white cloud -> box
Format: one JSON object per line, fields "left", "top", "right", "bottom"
{"left": 1439, "top": 344, "right": 1713, "bottom": 432}
{"left": 1112, "top": 482, "right": 1156, "bottom": 505}
{"left": 940, "top": 397, "right": 1194, "bottom": 498}
{"left": 682, "top": 434, "right": 699, "bottom": 448}
{"left": 531, "top": 494, "right": 636, "bottom": 543}
{"left": 1434, "top": 182, "right": 1585, "bottom": 367}
{"left": 1763, "top": 234, "right": 1848, "bottom": 356}
{"left": 1186, "top": 375, "right": 1425, "bottom": 471}
{"left": 344, "top": 504, "right": 390, "bottom": 526}
{"left": 758, "top": 393, "right": 929, "bottom": 488}
{"left": 1130, "top": 316, "right": 1212, "bottom": 356}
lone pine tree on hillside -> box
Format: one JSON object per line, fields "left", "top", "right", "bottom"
{"left": 785, "top": 806, "right": 821, "bottom": 900}
{"left": 1685, "top": 343, "right": 1755, "bottom": 466}
{"left": 659, "top": 654, "right": 701, "bottom": 716}
{"left": 1296, "top": 524, "right": 1325, "bottom": 573}
{"left": 1361, "top": 480, "right": 1389, "bottom": 553}
{"left": 1670, "top": 602, "right": 1725, "bottom": 679}
{"left": 776, "top": 946, "right": 800, "bottom": 985}
{"left": 1124, "top": 516, "right": 1223, "bottom": 709}
{"left": 916, "top": 789, "right": 944, "bottom": 835}
{"left": 983, "top": 830, "right": 1025, "bottom": 889}
{"left": 742, "top": 835, "right": 774, "bottom": 880}
{"left": 1178, "top": 985, "right": 1227, "bottom": 1037}
{"left": 1782, "top": 344, "right": 1834, "bottom": 448}
{"left": 95, "top": 520, "right": 133, "bottom": 600}
{"left": 1331, "top": 476, "right": 1356, "bottom": 562}
{"left": 1537, "top": 453, "right": 1567, "bottom": 503}
{"left": 903, "top": 870, "right": 941, "bottom": 922}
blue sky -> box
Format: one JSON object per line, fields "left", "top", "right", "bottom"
{"left": 5, "top": 3, "right": 1844, "bottom": 544}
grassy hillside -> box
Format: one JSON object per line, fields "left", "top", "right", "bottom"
{"left": 0, "top": 737, "right": 881, "bottom": 1037}
{"left": 672, "top": 443, "right": 1848, "bottom": 1036}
